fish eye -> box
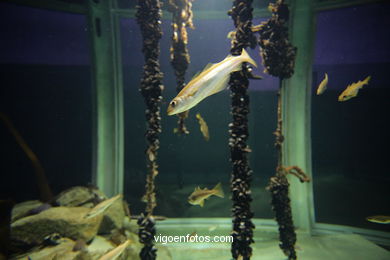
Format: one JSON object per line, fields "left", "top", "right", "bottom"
{"left": 170, "top": 101, "right": 177, "bottom": 107}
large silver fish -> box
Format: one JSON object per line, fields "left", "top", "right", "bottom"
{"left": 167, "top": 49, "right": 257, "bottom": 115}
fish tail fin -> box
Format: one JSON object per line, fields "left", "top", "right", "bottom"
{"left": 213, "top": 183, "right": 224, "bottom": 198}
{"left": 240, "top": 49, "right": 257, "bottom": 68}
{"left": 363, "top": 75, "right": 371, "bottom": 85}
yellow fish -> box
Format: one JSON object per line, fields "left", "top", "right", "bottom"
{"left": 188, "top": 183, "right": 224, "bottom": 207}
{"left": 366, "top": 215, "right": 390, "bottom": 224}
{"left": 167, "top": 49, "right": 257, "bottom": 115}
{"left": 316, "top": 73, "right": 328, "bottom": 95}
{"left": 338, "top": 76, "right": 371, "bottom": 101}
{"left": 196, "top": 113, "right": 209, "bottom": 141}
{"left": 98, "top": 240, "right": 131, "bottom": 260}
{"left": 84, "top": 194, "right": 122, "bottom": 219}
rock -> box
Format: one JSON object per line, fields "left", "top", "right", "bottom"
{"left": 123, "top": 231, "right": 144, "bottom": 260}
{"left": 11, "top": 207, "right": 103, "bottom": 246}
{"left": 123, "top": 216, "right": 138, "bottom": 234}
{"left": 109, "top": 229, "right": 127, "bottom": 245}
{"left": 11, "top": 200, "right": 42, "bottom": 222}
{"left": 88, "top": 236, "right": 114, "bottom": 256}
{"left": 55, "top": 186, "right": 106, "bottom": 208}
{"left": 12, "top": 238, "right": 78, "bottom": 260}
{"left": 98, "top": 196, "right": 125, "bottom": 234}
{"left": 88, "top": 234, "right": 142, "bottom": 260}
{"left": 0, "top": 199, "right": 14, "bottom": 256}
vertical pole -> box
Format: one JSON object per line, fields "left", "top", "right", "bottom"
{"left": 282, "top": 0, "right": 316, "bottom": 233}
{"left": 87, "top": 0, "right": 124, "bottom": 196}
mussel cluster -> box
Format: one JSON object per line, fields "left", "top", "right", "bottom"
{"left": 138, "top": 215, "right": 157, "bottom": 260}
{"left": 136, "top": 0, "right": 163, "bottom": 259}
{"left": 228, "top": 1, "right": 256, "bottom": 259}
{"left": 257, "top": 0, "right": 296, "bottom": 79}
{"left": 167, "top": 0, "right": 194, "bottom": 134}
{"left": 267, "top": 174, "right": 297, "bottom": 260}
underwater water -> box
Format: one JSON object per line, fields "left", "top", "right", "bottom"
{"left": 0, "top": 0, "right": 389, "bottom": 259}
{"left": 0, "top": 3, "right": 93, "bottom": 201}
{"left": 121, "top": 17, "right": 278, "bottom": 219}
{"left": 311, "top": 4, "right": 390, "bottom": 233}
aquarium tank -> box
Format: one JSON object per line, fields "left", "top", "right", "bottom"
{"left": 0, "top": 0, "right": 389, "bottom": 259}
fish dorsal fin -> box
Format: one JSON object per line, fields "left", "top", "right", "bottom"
{"left": 223, "top": 54, "right": 233, "bottom": 60}
{"left": 190, "top": 63, "right": 214, "bottom": 81}
{"left": 195, "top": 186, "right": 200, "bottom": 191}
{"left": 203, "top": 62, "right": 214, "bottom": 71}
{"left": 190, "top": 71, "right": 202, "bottom": 81}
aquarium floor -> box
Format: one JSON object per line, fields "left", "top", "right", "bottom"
{"left": 159, "top": 233, "right": 390, "bottom": 260}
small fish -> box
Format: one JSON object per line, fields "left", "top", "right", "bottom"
{"left": 85, "top": 194, "right": 122, "bottom": 219}
{"left": 43, "top": 233, "right": 62, "bottom": 246}
{"left": 366, "top": 215, "right": 390, "bottom": 224}
{"left": 167, "top": 49, "right": 257, "bottom": 115}
{"left": 338, "top": 76, "right": 371, "bottom": 101}
{"left": 130, "top": 215, "right": 167, "bottom": 221}
{"left": 189, "top": 231, "right": 197, "bottom": 238}
{"left": 208, "top": 225, "right": 219, "bottom": 232}
{"left": 316, "top": 73, "right": 328, "bottom": 95}
{"left": 98, "top": 239, "right": 131, "bottom": 260}
{"left": 196, "top": 113, "right": 209, "bottom": 141}
{"left": 188, "top": 183, "right": 224, "bottom": 207}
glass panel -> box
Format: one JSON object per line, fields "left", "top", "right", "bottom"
{"left": 121, "top": 15, "right": 278, "bottom": 219}
{"left": 311, "top": 3, "right": 390, "bottom": 232}
{"left": 0, "top": 3, "right": 92, "bottom": 202}
{"left": 117, "top": 0, "right": 269, "bottom": 11}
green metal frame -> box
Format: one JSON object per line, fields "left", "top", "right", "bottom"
{"left": 4, "top": 0, "right": 389, "bottom": 245}
{"left": 282, "top": 0, "right": 390, "bottom": 246}
{"left": 282, "top": 0, "right": 316, "bottom": 234}
{"left": 87, "top": 0, "right": 124, "bottom": 197}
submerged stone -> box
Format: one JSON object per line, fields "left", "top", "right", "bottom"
{"left": 11, "top": 207, "right": 103, "bottom": 246}
{"left": 11, "top": 200, "right": 42, "bottom": 222}
{"left": 55, "top": 186, "right": 106, "bottom": 208}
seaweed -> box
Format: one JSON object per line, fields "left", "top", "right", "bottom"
{"left": 167, "top": 0, "right": 194, "bottom": 135}
{"left": 227, "top": 1, "right": 256, "bottom": 259}
{"left": 136, "top": 0, "right": 164, "bottom": 259}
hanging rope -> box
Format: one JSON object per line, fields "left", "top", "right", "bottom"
{"left": 255, "top": 1, "right": 309, "bottom": 259}
{"left": 0, "top": 112, "right": 53, "bottom": 202}
{"left": 167, "top": 0, "right": 194, "bottom": 135}
{"left": 136, "top": 0, "right": 164, "bottom": 259}
{"left": 227, "top": 1, "right": 257, "bottom": 259}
